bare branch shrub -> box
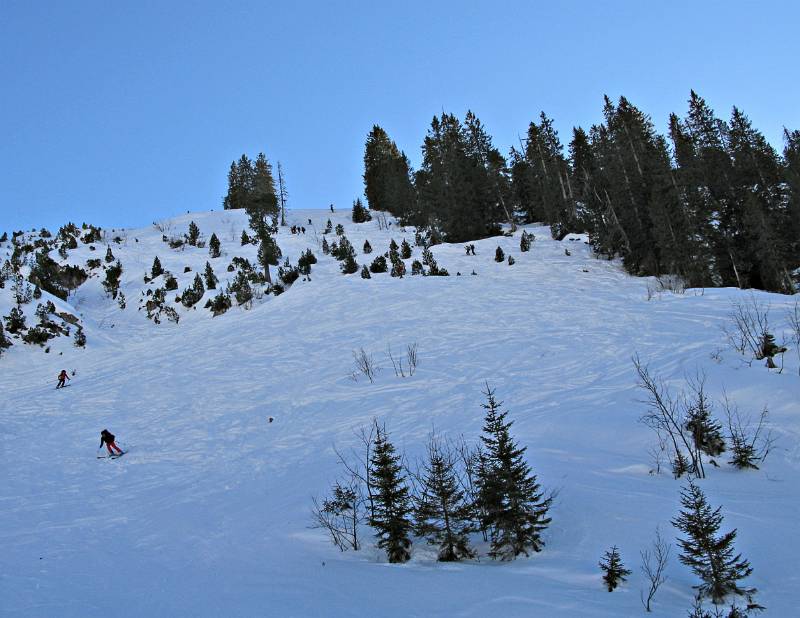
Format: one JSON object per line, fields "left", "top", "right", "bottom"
{"left": 406, "top": 343, "right": 419, "bottom": 376}
{"left": 334, "top": 423, "right": 377, "bottom": 519}
{"left": 723, "top": 296, "right": 775, "bottom": 364}
{"left": 352, "top": 348, "right": 379, "bottom": 383}
{"left": 656, "top": 274, "right": 686, "bottom": 294}
{"left": 722, "top": 394, "right": 775, "bottom": 470}
{"left": 788, "top": 301, "right": 800, "bottom": 376}
{"left": 640, "top": 527, "right": 670, "bottom": 612}
{"left": 311, "top": 476, "right": 363, "bottom": 551}
{"left": 386, "top": 344, "right": 406, "bottom": 378}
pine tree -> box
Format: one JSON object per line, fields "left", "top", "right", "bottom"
{"left": 209, "top": 233, "right": 221, "bottom": 258}
{"left": 322, "top": 237, "right": 330, "bottom": 254}
{"left": 352, "top": 198, "right": 372, "bottom": 223}
{"left": 341, "top": 252, "right": 358, "bottom": 275}
{"left": 400, "top": 239, "right": 412, "bottom": 259}
{"left": 520, "top": 231, "right": 532, "bottom": 252}
{"left": 73, "top": 325, "right": 86, "bottom": 347}
{"left": 599, "top": 546, "right": 631, "bottom": 591}
{"left": 187, "top": 221, "right": 200, "bottom": 246}
{"left": 672, "top": 482, "right": 754, "bottom": 604}
{"left": 363, "top": 125, "right": 416, "bottom": 220}
{"left": 370, "top": 255, "right": 388, "bottom": 273}
{"left": 105, "top": 246, "right": 114, "bottom": 263}
{"left": 5, "top": 307, "right": 26, "bottom": 333}
{"left": 360, "top": 265, "right": 371, "bottom": 279}
{"left": 0, "top": 321, "right": 11, "bottom": 354}
{"left": 363, "top": 240, "right": 372, "bottom": 254}
{"left": 240, "top": 230, "right": 250, "bottom": 246}
{"left": 685, "top": 391, "right": 725, "bottom": 458}
{"left": 151, "top": 256, "right": 164, "bottom": 278}
{"left": 495, "top": 247, "right": 505, "bottom": 262}
{"left": 203, "top": 262, "right": 218, "bottom": 290}
{"left": 415, "top": 437, "right": 475, "bottom": 561}
{"left": 102, "top": 261, "right": 123, "bottom": 299}
{"left": 476, "top": 386, "right": 552, "bottom": 559}
{"left": 369, "top": 424, "right": 413, "bottom": 563}
{"left": 181, "top": 273, "right": 205, "bottom": 308}
{"left": 325, "top": 219, "right": 333, "bottom": 234}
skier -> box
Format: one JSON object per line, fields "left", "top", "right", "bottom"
{"left": 56, "top": 369, "right": 70, "bottom": 389}
{"left": 99, "top": 429, "right": 123, "bottom": 456}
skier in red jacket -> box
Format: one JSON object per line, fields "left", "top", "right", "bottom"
{"left": 100, "top": 429, "right": 123, "bottom": 456}
{"left": 56, "top": 369, "right": 70, "bottom": 389}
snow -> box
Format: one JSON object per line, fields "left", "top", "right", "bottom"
{"left": 1, "top": 209, "right": 799, "bottom": 616}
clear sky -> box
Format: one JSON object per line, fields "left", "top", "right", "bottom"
{"left": 2, "top": 1, "right": 798, "bottom": 233}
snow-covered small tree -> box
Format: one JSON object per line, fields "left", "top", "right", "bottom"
{"left": 209, "top": 233, "right": 221, "bottom": 258}
{"left": 352, "top": 198, "right": 372, "bottom": 223}
{"left": 104, "top": 246, "right": 115, "bottom": 263}
{"left": 369, "top": 423, "right": 413, "bottom": 563}
{"left": 181, "top": 273, "right": 205, "bottom": 308}
{"left": 363, "top": 240, "right": 373, "bottom": 254}
{"left": 335, "top": 223, "right": 345, "bottom": 236}
{"left": 74, "top": 325, "right": 86, "bottom": 347}
{"left": 325, "top": 219, "right": 333, "bottom": 234}
{"left": 414, "top": 436, "right": 475, "bottom": 561}
{"left": 322, "top": 237, "right": 330, "bottom": 255}
{"left": 495, "top": 246, "right": 505, "bottom": 262}
{"left": 370, "top": 255, "right": 388, "bottom": 273}
{"left": 228, "top": 271, "right": 252, "bottom": 305}
{"left": 411, "top": 260, "right": 423, "bottom": 275}
{"left": 0, "top": 321, "right": 11, "bottom": 354}
{"left": 203, "top": 262, "right": 218, "bottom": 290}
{"left": 102, "top": 261, "right": 123, "bottom": 299}
{"left": 186, "top": 221, "right": 200, "bottom": 246}
{"left": 400, "top": 239, "right": 412, "bottom": 259}
{"left": 5, "top": 307, "right": 26, "bottom": 334}
{"left": 390, "top": 259, "right": 406, "bottom": 278}
{"left": 240, "top": 230, "right": 250, "bottom": 246}
{"left": 341, "top": 252, "right": 358, "bottom": 275}
{"left": 672, "top": 482, "right": 755, "bottom": 604}
{"left": 360, "top": 265, "right": 371, "bottom": 279}
{"left": 520, "top": 230, "right": 533, "bottom": 252}
{"left": 685, "top": 384, "right": 725, "bottom": 458}
{"left": 205, "top": 291, "right": 231, "bottom": 316}
{"left": 476, "top": 385, "right": 552, "bottom": 560}
{"left": 599, "top": 546, "right": 631, "bottom": 591}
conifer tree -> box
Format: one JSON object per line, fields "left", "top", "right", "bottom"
{"left": 5, "top": 307, "right": 26, "bottom": 333}
{"left": 360, "top": 265, "right": 371, "bottom": 279}
{"left": 240, "top": 230, "right": 250, "bottom": 246}
{"left": 599, "top": 546, "right": 631, "bottom": 591}
{"left": 495, "top": 247, "right": 505, "bottom": 262}
{"left": 322, "top": 237, "right": 330, "bottom": 255}
{"left": 369, "top": 423, "right": 413, "bottom": 563}
{"left": 187, "top": 221, "right": 200, "bottom": 246}
{"left": 370, "top": 255, "right": 388, "bottom": 273}
{"left": 105, "top": 246, "right": 114, "bottom": 263}
{"left": 415, "top": 437, "right": 475, "bottom": 561}
{"left": 203, "top": 262, "right": 218, "bottom": 290}
{"left": 209, "top": 233, "right": 221, "bottom": 258}
{"left": 520, "top": 230, "right": 532, "bottom": 252}
{"left": 341, "top": 252, "right": 358, "bottom": 275}
{"left": 672, "top": 482, "right": 754, "bottom": 604}
{"left": 151, "top": 256, "right": 163, "bottom": 278}
{"left": 363, "top": 240, "right": 372, "bottom": 254}
{"left": 181, "top": 273, "right": 205, "bottom": 308}
{"left": 73, "top": 325, "right": 86, "bottom": 347}
{"left": 325, "top": 219, "right": 333, "bottom": 234}
{"left": 685, "top": 390, "right": 725, "bottom": 458}
{"left": 0, "top": 321, "right": 11, "bottom": 354}
{"left": 400, "top": 239, "right": 412, "bottom": 259}
{"left": 476, "top": 386, "right": 552, "bottom": 560}
{"left": 363, "top": 125, "right": 416, "bottom": 220}
{"left": 352, "top": 198, "right": 372, "bottom": 223}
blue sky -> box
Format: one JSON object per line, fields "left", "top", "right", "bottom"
{"left": 2, "top": 1, "right": 798, "bottom": 233}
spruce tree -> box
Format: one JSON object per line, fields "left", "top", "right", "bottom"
{"left": 363, "top": 125, "right": 416, "bottom": 220}
{"left": 495, "top": 247, "right": 505, "bottom": 262}
{"left": 672, "top": 482, "right": 754, "bottom": 604}
{"left": 0, "top": 321, "right": 11, "bottom": 353}
{"left": 105, "top": 246, "right": 114, "bottom": 263}
{"left": 5, "top": 307, "right": 26, "bottom": 333}
{"left": 599, "top": 546, "right": 631, "bottom": 591}
{"left": 415, "top": 438, "right": 475, "bottom": 561}
{"left": 240, "top": 230, "right": 250, "bottom": 246}
{"left": 370, "top": 255, "right": 388, "bottom": 273}
{"left": 685, "top": 391, "right": 725, "bottom": 458}
{"left": 363, "top": 240, "right": 372, "bottom": 254}
{"left": 322, "top": 237, "right": 330, "bottom": 254}
{"left": 400, "top": 239, "right": 412, "bottom": 259}
{"left": 203, "top": 262, "right": 218, "bottom": 290}
{"left": 369, "top": 424, "right": 413, "bottom": 563}
{"left": 209, "top": 233, "right": 221, "bottom": 258}
{"left": 476, "top": 386, "right": 552, "bottom": 560}
{"left": 360, "top": 264, "right": 371, "bottom": 279}
{"left": 151, "top": 256, "right": 164, "bottom": 278}
{"left": 341, "top": 252, "right": 358, "bottom": 275}
{"left": 352, "top": 198, "right": 372, "bottom": 223}
{"left": 520, "top": 230, "right": 532, "bottom": 252}
{"left": 187, "top": 221, "right": 200, "bottom": 246}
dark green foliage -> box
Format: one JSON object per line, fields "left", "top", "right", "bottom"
{"left": 352, "top": 198, "right": 372, "bottom": 223}
{"left": 411, "top": 260, "right": 423, "bottom": 275}
{"left": 102, "top": 261, "right": 123, "bottom": 299}
{"left": 476, "top": 386, "right": 552, "bottom": 560}
{"left": 151, "top": 256, "right": 164, "bottom": 278}
{"left": 186, "top": 221, "right": 200, "bottom": 246}
{"left": 181, "top": 274, "right": 205, "bottom": 308}
{"left": 341, "top": 252, "right": 359, "bottom": 275}
{"left": 105, "top": 246, "right": 115, "bottom": 263}
{"left": 332, "top": 236, "right": 355, "bottom": 261}
{"left": 74, "top": 325, "right": 86, "bottom": 347}
{"left": 520, "top": 230, "right": 532, "bottom": 252}
{"left": 400, "top": 239, "right": 412, "bottom": 259}
{"left": 363, "top": 125, "right": 416, "bottom": 220}
{"left": 205, "top": 291, "right": 232, "bottom": 316}
{"left": 322, "top": 237, "right": 330, "bottom": 254}
{"left": 241, "top": 230, "right": 250, "bottom": 245}
{"left": 325, "top": 219, "right": 333, "bottom": 234}
{"left": 5, "top": 307, "right": 26, "bottom": 334}
{"left": 58, "top": 244, "right": 68, "bottom": 260}
{"left": 390, "top": 259, "right": 405, "bottom": 278}
{"left": 29, "top": 251, "right": 71, "bottom": 300}
{"left": 209, "top": 233, "right": 221, "bottom": 258}
{"left": 599, "top": 546, "right": 631, "bottom": 591}
{"left": 33, "top": 285, "right": 42, "bottom": 299}
{"left": 22, "top": 326, "right": 52, "bottom": 346}
{"left": 369, "top": 424, "right": 413, "bottom": 563}
{"left": 0, "top": 232, "right": 7, "bottom": 243}
{"left": 495, "top": 247, "right": 505, "bottom": 262}
{"left": 415, "top": 437, "right": 475, "bottom": 561}
{"left": 81, "top": 225, "right": 102, "bottom": 244}
{"left": 360, "top": 265, "right": 371, "bottom": 279}
{"left": 686, "top": 392, "right": 726, "bottom": 458}
{"left": 672, "top": 482, "right": 754, "bottom": 604}
{"left": 757, "top": 333, "right": 785, "bottom": 361}
{"left": 508, "top": 255, "right": 515, "bottom": 266}
{"left": 0, "top": 322, "right": 10, "bottom": 352}
{"left": 203, "top": 262, "right": 218, "bottom": 290}
{"left": 370, "top": 255, "right": 388, "bottom": 273}
{"left": 335, "top": 223, "right": 345, "bottom": 236}
{"left": 164, "top": 274, "right": 178, "bottom": 290}
{"left": 278, "top": 257, "right": 300, "bottom": 285}
{"left": 363, "top": 240, "right": 372, "bottom": 254}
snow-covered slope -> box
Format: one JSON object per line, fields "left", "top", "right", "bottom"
{"left": 1, "top": 209, "right": 798, "bottom": 617}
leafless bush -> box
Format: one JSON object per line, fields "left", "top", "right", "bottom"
{"left": 656, "top": 274, "right": 686, "bottom": 294}
{"left": 788, "top": 301, "right": 800, "bottom": 376}
{"left": 153, "top": 220, "right": 173, "bottom": 235}
{"left": 375, "top": 212, "right": 390, "bottom": 231}
{"left": 353, "top": 348, "right": 379, "bottom": 383}
{"left": 311, "top": 476, "right": 364, "bottom": 551}
{"left": 334, "top": 423, "right": 377, "bottom": 519}
{"left": 722, "top": 394, "right": 775, "bottom": 470}
{"left": 640, "top": 527, "right": 670, "bottom": 612}
{"left": 723, "top": 296, "right": 774, "bottom": 364}
{"left": 406, "top": 343, "right": 419, "bottom": 376}
{"left": 646, "top": 434, "right": 668, "bottom": 475}
{"left": 386, "top": 344, "right": 406, "bottom": 377}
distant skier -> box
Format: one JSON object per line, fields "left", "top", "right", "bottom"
{"left": 99, "top": 429, "right": 123, "bottom": 456}
{"left": 330, "top": 204, "right": 334, "bottom": 212}
{"left": 56, "top": 369, "right": 70, "bottom": 389}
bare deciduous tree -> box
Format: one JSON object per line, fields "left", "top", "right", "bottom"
{"left": 352, "top": 348, "right": 379, "bottom": 383}
{"left": 311, "top": 476, "right": 363, "bottom": 551}
{"left": 640, "top": 527, "right": 670, "bottom": 612}
{"left": 406, "top": 343, "right": 419, "bottom": 376}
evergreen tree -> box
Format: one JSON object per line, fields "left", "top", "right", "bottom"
{"left": 341, "top": 252, "right": 358, "bottom": 275}
{"left": 151, "top": 256, "right": 164, "bottom": 278}
{"left": 495, "top": 247, "right": 505, "bottom": 262}
{"left": 370, "top": 255, "right": 388, "bottom": 273}
{"left": 5, "top": 307, "right": 26, "bottom": 333}
{"left": 203, "top": 262, "right": 218, "bottom": 290}
{"left": 352, "top": 198, "right": 372, "bottom": 223}
{"left": 476, "top": 386, "right": 552, "bottom": 560}
{"left": 209, "top": 233, "right": 221, "bottom": 258}
{"left": 369, "top": 424, "right": 413, "bottom": 563}
{"left": 102, "top": 261, "right": 123, "bottom": 299}
{"left": 105, "top": 246, "right": 114, "bottom": 263}
{"left": 363, "top": 240, "right": 372, "bottom": 254}
{"left": 685, "top": 391, "right": 725, "bottom": 458}
{"left": 415, "top": 437, "right": 475, "bottom": 561}
{"left": 181, "top": 273, "right": 205, "bottom": 307}
{"left": 240, "top": 230, "right": 250, "bottom": 246}
{"left": 400, "top": 239, "right": 412, "bottom": 259}
{"left": 599, "top": 546, "right": 631, "bottom": 591}
{"left": 360, "top": 264, "right": 371, "bottom": 279}
{"left": 325, "top": 219, "right": 333, "bottom": 234}
{"left": 187, "top": 221, "right": 200, "bottom": 246}
{"left": 73, "top": 325, "right": 86, "bottom": 347}
{"left": 229, "top": 271, "right": 252, "bottom": 305}
{"left": 0, "top": 321, "right": 11, "bottom": 353}
{"left": 672, "top": 482, "right": 754, "bottom": 604}
{"left": 322, "top": 237, "right": 330, "bottom": 255}
{"left": 243, "top": 155, "right": 281, "bottom": 284}
{"left": 363, "top": 125, "right": 416, "bottom": 220}
{"left": 520, "top": 230, "right": 532, "bottom": 252}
